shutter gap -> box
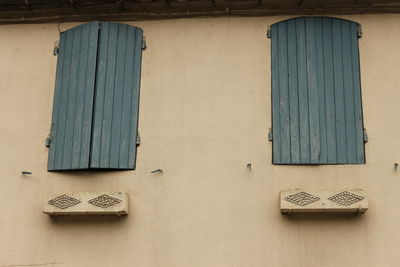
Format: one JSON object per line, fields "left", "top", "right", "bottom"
{"left": 88, "top": 21, "right": 102, "bottom": 169}
{"left": 304, "top": 18, "right": 311, "bottom": 164}
{"left": 285, "top": 21, "right": 292, "bottom": 163}
{"left": 340, "top": 21, "right": 348, "bottom": 163}
{"left": 321, "top": 18, "right": 328, "bottom": 164}
{"left": 330, "top": 19, "right": 338, "bottom": 164}
{"left": 295, "top": 20, "right": 301, "bottom": 163}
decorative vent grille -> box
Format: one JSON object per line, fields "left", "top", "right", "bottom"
{"left": 88, "top": 194, "right": 122, "bottom": 208}
{"left": 328, "top": 191, "right": 364, "bottom": 206}
{"left": 281, "top": 189, "right": 368, "bottom": 214}
{"left": 48, "top": 194, "right": 81, "bottom": 209}
{"left": 284, "top": 192, "right": 320, "bottom": 206}
{"left": 44, "top": 192, "right": 128, "bottom": 216}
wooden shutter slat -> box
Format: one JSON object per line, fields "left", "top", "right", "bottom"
{"left": 99, "top": 21, "right": 119, "bottom": 168}
{"left": 332, "top": 18, "right": 347, "bottom": 164}
{"left": 277, "top": 22, "right": 291, "bottom": 164}
{"left": 62, "top": 25, "right": 84, "bottom": 169}
{"left": 271, "top": 20, "right": 281, "bottom": 164}
{"left": 54, "top": 29, "right": 74, "bottom": 170}
{"left": 342, "top": 20, "right": 358, "bottom": 163}
{"left": 127, "top": 27, "right": 143, "bottom": 168}
{"left": 47, "top": 32, "right": 67, "bottom": 170}
{"left": 120, "top": 27, "right": 141, "bottom": 169}
{"left": 305, "top": 18, "right": 321, "bottom": 164}
{"left": 109, "top": 23, "right": 129, "bottom": 168}
{"left": 315, "top": 17, "right": 328, "bottom": 163}
{"left": 287, "top": 19, "right": 301, "bottom": 163}
{"left": 295, "top": 18, "right": 311, "bottom": 164}
{"left": 322, "top": 18, "right": 338, "bottom": 164}
{"left": 350, "top": 23, "right": 366, "bottom": 164}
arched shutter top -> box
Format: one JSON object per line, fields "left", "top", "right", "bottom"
{"left": 271, "top": 16, "right": 359, "bottom": 27}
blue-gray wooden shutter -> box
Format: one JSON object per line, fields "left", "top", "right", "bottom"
{"left": 90, "top": 22, "right": 143, "bottom": 169}
{"left": 48, "top": 21, "right": 100, "bottom": 171}
{"left": 48, "top": 21, "right": 143, "bottom": 171}
{"left": 270, "top": 17, "right": 365, "bottom": 164}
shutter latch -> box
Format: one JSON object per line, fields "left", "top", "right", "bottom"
{"left": 357, "top": 25, "right": 362, "bottom": 38}
{"left": 267, "top": 28, "right": 271, "bottom": 38}
{"left": 363, "top": 128, "right": 368, "bottom": 143}
{"left": 268, "top": 128, "right": 273, "bottom": 141}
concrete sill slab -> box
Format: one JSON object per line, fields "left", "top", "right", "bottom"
{"left": 280, "top": 189, "right": 368, "bottom": 215}
{"left": 44, "top": 192, "right": 128, "bottom": 216}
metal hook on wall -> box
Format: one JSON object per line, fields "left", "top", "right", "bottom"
{"left": 246, "top": 163, "right": 252, "bottom": 171}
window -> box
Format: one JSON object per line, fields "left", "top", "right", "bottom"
{"left": 47, "top": 21, "right": 143, "bottom": 171}
{"left": 270, "top": 17, "right": 365, "bottom": 164}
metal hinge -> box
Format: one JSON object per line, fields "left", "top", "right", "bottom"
{"left": 53, "top": 40, "right": 59, "bottom": 55}
{"left": 268, "top": 128, "right": 273, "bottom": 141}
{"left": 363, "top": 128, "right": 368, "bottom": 142}
{"left": 357, "top": 25, "right": 362, "bottom": 38}
{"left": 45, "top": 135, "right": 52, "bottom": 148}
{"left": 142, "top": 38, "right": 147, "bottom": 50}
{"left": 136, "top": 132, "right": 141, "bottom": 146}
{"left": 267, "top": 28, "right": 271, "bottom": 38}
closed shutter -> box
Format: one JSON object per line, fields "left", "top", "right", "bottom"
{"left": 48, "top": 21, "right": 99, "bottom": 171}
{"left": 48, "top": 21, "right": 143, "bottom": 171}
{"left": 90, "top": 22, "right": 143, "bottom": 169}
{"left": 271, "top": 17, "right": 365, "bottom": 164}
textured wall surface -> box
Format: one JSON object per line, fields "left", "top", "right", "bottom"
{"left": 0, "top": 14, "right": 399, "bottom": 267}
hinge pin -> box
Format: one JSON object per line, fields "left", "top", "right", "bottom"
{"left": 363, "top": 128, "right": 368, "bottom": 142}
{"left": 357, "top": 25, "right": 362, "bottom": 38}
{"left": 142, "top": 38, "right": 147, "bottom": 50}
{"left": 268, "top": 128, "right": 273, "bottom": 141}
{"left": 136, "top": 133, "right": 141, "bottom": 146}
{"left": 45, "top": 135, "right": 52, "bottom": 147}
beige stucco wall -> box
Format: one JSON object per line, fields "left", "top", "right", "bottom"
{"left": 0, "top": 14, "right": 399, "bottom": 267}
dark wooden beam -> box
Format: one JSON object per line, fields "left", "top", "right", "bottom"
{"left": 0, "top": 0, "right": 399, "bottom": 24}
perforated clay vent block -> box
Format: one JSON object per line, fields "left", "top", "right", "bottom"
{"left": 281, "top": 189, "right": 368, "bottom": 214}
{"left": 44, "top": 192, "right": 128, "bottom": 216}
